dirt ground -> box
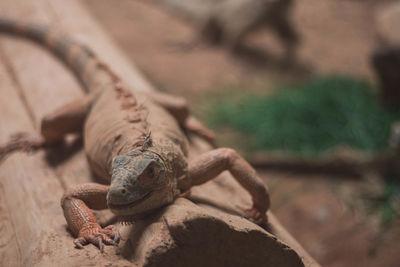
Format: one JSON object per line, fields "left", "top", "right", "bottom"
{"left": 82, "top": 0, "right": 400, "bottom": 266}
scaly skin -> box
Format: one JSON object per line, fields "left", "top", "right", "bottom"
{"left": 0, "top": 18, "right": 270, "bottom": 252}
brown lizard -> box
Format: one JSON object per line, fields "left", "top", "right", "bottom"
{"left": 0, "top": 18, "right": 270, "bottom": 252}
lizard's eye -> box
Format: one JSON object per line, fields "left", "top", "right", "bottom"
{"left": 147, "top": 166, "right": 155, "bottom": 178}
{"left": 140, "top": 164, "right": 160, "bottom": 186}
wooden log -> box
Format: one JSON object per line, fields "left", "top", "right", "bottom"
{"left": 0, "top": 0, "right": 319, "bottom": 266}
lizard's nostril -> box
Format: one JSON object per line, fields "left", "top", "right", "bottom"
{"left": 121, "top": 189, "right": 126, "bottom": 194}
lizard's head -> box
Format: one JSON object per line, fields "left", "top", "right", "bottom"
{"left": 107, "top": 149, "right": 177, "bottom": 219}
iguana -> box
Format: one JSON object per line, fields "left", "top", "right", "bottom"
{"left": 0, "top": 18, "right": 270, "bottom": 252}
{"left": 152, "top": 0, "right": 299, "bottom": 60}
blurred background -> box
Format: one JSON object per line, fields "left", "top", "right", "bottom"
{"left": 82, "top": 0, "right": 400, "bottom": 266}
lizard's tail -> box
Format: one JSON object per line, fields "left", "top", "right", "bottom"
{"left": 0, "top": 18, "right": 113, "bottom": 92}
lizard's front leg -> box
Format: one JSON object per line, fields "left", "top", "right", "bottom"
{"left": 179, "top": 148, "right": 270, "bottom": 224}
{"left": 61, "top": 183, "right": 119, "bottom": 252}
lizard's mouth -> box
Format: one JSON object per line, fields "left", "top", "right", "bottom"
{"left": 108, "top": 191, "right": 152, "bottom": 210}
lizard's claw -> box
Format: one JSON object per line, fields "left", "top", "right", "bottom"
{"left": 244, "top": 207, "right": 268, "bottom": 226}
{"left": 74, "top": 224, "right": 120, "bottom": 252}
{"left": 114, "top": 231, "right": 120, "bottom": 244}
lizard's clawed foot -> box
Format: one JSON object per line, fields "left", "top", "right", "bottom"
{"left": 74, "top": 225, "right": 120, "bottom": 252}
{"left": 0, "top": 132, "right": 44, "bottom": 161}
{"left": 244, "top": 207, "right": 268, "bottom": 226}
{"left": 9, "top": 132, "right": 44, "bottom": 152}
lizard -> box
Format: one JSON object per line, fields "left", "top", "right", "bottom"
{"left": 151, "top": 0, "right": 299, "bottom": 61}
{"left": 0, "top": 18, "right": 271, "bottom": 252}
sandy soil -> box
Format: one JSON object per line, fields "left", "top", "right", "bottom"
{"left": 82, "top": 0, "right": 400, "bottom": 266}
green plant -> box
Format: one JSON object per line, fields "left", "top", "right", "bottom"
{"left": 206, "top": 76, "right": 400, "bottom": 156}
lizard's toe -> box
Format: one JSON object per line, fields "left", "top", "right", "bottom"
{"left": 103, "top": 225, "right": 120, "bottom": 245}
{"left": 73, "top": 237, "right": 87, "bottom": 249}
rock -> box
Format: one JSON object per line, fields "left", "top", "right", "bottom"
{"left": 118, "top": 198, "right": 304, "bottom": 267}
